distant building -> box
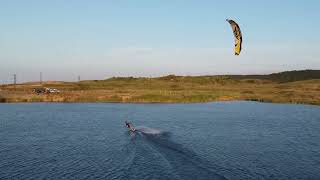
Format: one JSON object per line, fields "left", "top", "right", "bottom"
{"left": 33, "top": 88, "right": 60, "bottom": 94}
{"left": 46, "top": 88, "right": 60, "bottom": 93}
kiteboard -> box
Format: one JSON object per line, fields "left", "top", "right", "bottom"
{"left": 128, "top": 126, "right": 136, "bottom": 132}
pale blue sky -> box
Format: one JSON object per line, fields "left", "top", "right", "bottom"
{"left": 0, "top": 0, "right": 319, "bottom": 83}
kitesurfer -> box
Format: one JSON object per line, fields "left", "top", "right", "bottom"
{"left": 125, "top": 121, "right": 131, "bottom": 129}
{"left": 125, "top": 121, "right": 136, "bottom": 132}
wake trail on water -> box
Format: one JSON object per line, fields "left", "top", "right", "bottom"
{"left": 125, "top": 126, "right": 227, "bottom": 180}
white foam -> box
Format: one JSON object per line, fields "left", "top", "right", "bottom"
{"left": 135, "top": 126, "right": 162, "bottom": 135}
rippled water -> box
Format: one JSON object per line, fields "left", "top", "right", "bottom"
{"left": 0, "top": 102, "right": 320, "bottom": 179}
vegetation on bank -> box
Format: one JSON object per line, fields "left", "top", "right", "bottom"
{"left": 0, "top": 70, "right": 319, "bottom": 105}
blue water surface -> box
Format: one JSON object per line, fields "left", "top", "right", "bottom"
{"left": 0, "top": 101, "right": 320, "bottom": 180}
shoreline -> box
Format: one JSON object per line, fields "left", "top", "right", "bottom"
{"left": 0, "top": 98, "right": 319, "bottom": 106}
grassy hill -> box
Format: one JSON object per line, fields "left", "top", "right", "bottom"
{"left": 0, "top": 70, "right": 319, "bottom": 105}
{"left": 227, "top": 70, "right": 320, "bottom": 82}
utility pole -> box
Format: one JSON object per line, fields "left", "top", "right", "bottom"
{"left": 14, "top": 74, "right": 16, "bottom": 90}
{"left": 78, "top": 75, "right": 80, "bottom": 82}
{"left": 40, "top": 72, "right": 42, "bottom": 84}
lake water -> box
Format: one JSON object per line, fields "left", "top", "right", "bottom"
{"left": 0, "top": 102, "right": 320, "bottom": 180}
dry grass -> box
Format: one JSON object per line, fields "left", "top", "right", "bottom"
{"left": 0, "top": 76, "right": 319, "bottom": 105}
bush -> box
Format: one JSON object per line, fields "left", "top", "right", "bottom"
{"left": 0, "top": 96, "right": 6, "bottom": 102}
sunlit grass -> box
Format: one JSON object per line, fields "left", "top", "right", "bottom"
{"left": 0, "top": 73, "right": 319, "bottom": 105}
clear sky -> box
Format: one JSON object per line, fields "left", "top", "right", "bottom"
{"left": 0, "top": 0, "right": 319, "bottom": 83}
